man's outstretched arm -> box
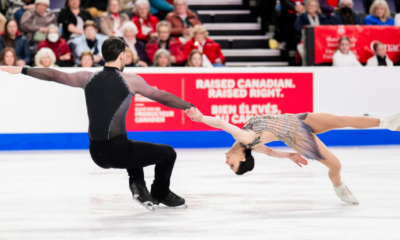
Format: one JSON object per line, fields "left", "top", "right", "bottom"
{"left": 0, "top": 66, "right": 92, "bottom": 89}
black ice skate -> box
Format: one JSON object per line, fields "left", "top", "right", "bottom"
{"left": 153, "top": 191, "right": 188, "bottom": 209}
{"left": 129, "top": 183, "right": 155, "bottom": 211}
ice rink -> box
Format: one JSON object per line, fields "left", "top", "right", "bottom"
{"left": 1, "top": 146, "right": 399, "bottom": 240}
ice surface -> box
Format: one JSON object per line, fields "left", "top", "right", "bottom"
{"left": 0, "top": 146, "right": 400, "bottom": 240}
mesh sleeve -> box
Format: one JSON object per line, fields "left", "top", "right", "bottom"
{"left": 121, "top": 72, "right": 193, "bottom": 110}
{"left": 23, "top": 67, "right": 92, "bottom": 89}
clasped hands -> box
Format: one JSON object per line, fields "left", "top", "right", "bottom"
{"left": 185, "top": 107, "right": 203, "bottom": 122}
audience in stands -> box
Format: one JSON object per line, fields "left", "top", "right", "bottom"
{"left": 150, "top": 0, "right": 174, "bottom": 20}
{"left": 0, "top": 19, "right": 31, "bottom": 66}
{"left": 35, "top": 47, "right": 58, "bottom": 67}
{"left": 125, "top": 46, "right": 137, "bottom": 67}
{"left": 364, "top": 0, "right": 394, "bottom": 25}
{"left": 146, "top": 21, "right": 184, "bottom": 65}
{"left": 183, "top": 25, "right": 225, "bottom": 67}
{"left": 72, "top": 20, "right": 108, "bottom": 65}
{"left": 366, "top": 41, "right": 393, "bottom": 66}
{"left": 121, "top": 0, "right": 137, "bottom": 16}
{"left": 37, "top": 24, "right": 74, "bottom": 67}
{"left": 332, "top": 36, "right": 362, "bottom": 67}
{"left": 0, "top": 47, "right": 18, "bottom": 66}
{"left": 0, "top": 13, "right": 5, "bottom": 33}
{"left": 99, "top": 0, "right": 130, "bottom": 37}
{"left": 121, "top": 21, "right": 148, "bottom": 66}
{"left": 166, "top": 0, "right": 201, "bottom": 41}
{"left": 5, "top": 0, "right": 35, "bottom": 21}
{"left": 186, "top": 49, "right": 203, "bottom": 67}
{"left": 20, "top": 0, "right": 57, "bottom": 43}
{"left": 153, "top": 48, "right": 171, "bottom": 67}
{"left": 58, "top": 0, "right": 94, "bottom": 40}
{"left": 294, "top": 0, "right": 329, "bottom": 36}
{"left": 330, "top": 0, "right": 362, "bottom": 25}
{"left": 81, "top": 0, "right": 109, "bottom": 19}
{"left": 78, "top": 50, "right": 100, "bottom": 67}
{"left": 133, "top": 0, "right": 159, "bottom": 41}
{"left": 319, "top": 0, "right": 338, "bottom": 16}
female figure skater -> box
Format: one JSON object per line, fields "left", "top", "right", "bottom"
{"left": 186, "top": 111, "right": 400, "bottom": 204}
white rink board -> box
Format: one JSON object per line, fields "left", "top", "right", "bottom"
{"left": 0, "top": 67, "right": 400, "bottom": 133}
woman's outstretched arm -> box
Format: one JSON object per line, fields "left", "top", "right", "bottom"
{"left": 253, "top": 145, "right": 308, "bottom": 168}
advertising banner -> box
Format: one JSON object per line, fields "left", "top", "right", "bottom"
{"left": 126, "top": 73, "right": 313, "bottom": 131}
{"left": 314, "top": 26, "right": 400, "bottom": 64}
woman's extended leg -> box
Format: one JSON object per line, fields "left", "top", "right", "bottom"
{"left": 303, "top": 113, "right": 380, "bottom": 134}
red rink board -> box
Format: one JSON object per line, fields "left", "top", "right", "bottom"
{"left": 126, "top": 73, "right": 313, "bottom": 131}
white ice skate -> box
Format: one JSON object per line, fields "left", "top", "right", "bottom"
{"left": 333, "top": 182, "right": 359, "bottom": 204}
{"left": 380, "top": 112, "right": 400, "bottom": 131}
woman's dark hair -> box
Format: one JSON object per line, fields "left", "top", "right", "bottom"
{"left": 3, "top": 19, "right": 19, "bottom": 49}
{"left": 102, "top": 37, "right": 126, "bottom": 62}
{"left": 373, "top": 41, "right": 384, "bottom": 52}
{"left": 65, "top": 0, "right": 81, "bottom": 8}
{"left": 236, "top": 149, "right": 255, "bottom": 175}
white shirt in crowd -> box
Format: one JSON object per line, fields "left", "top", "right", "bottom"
{"left": 366, "top": 55, "right": 393, "bottom": 67}
{"left": 332, "top": 50, "right": 362, "bottom": 67}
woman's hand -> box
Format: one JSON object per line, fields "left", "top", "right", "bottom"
{"left": 59, "top": 53, "right": 71, "bottom": 61}
{"left": 185, "top": 108, "right": 203, "bottom": 122}
{"left": 289, "top": 153, "right": 308, "bottom": 167}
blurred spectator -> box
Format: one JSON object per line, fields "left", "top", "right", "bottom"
{"left": 78, "top": 50, "right": 101, "bottom": 67}
{"left": 20, "top": 0, "right": 57, "bottom": 43}
{"left": 5, "top": 0, "right": 35, "bottom": 21}
{"left": 133, "top": 0, "right": 159, "bottom": 41}
{"left": 186, "top": 49, "right": 203, "bottom": 67}
{"left": 364, "top": 0, "right": 394, "bottom": 25}
{"left": 125, "top": 46, "right": 137, "bottom": 67}
{"left": 0, "top": 13, "right": 5, "bottom": 33}
{"left": 121, "top": 21, "right": 148, "bottom": 66}
{"left": 121, "top": 0, "right": 137, "bottom": 15}
{"left": 146, "top": 21, "right": 184, "bottom": 65}
{"left": 330, "top": 0, "right": 362, "bottom": 25}
{"left": 35, "top": 47, "right": 59, "bottom": 67}
{"left": 81, "top": 0, "right": 108, "bottom": 19}
{"left": 332, "top": 36, "right": 362, "bottom": 67}
{"left": 0, "top": 47, "right": 18, "bottom": 66}
{"left": 319, "top": 0, "right": 338, "bottom": 16}
{"left": 58, "top": 0, "right": 94, "bottom": 40}
{"left": 71, "top": 20, "right": 108, "bottom": 65}
{"left": 37, "top": 24, "right": 75, "bottom": 67}
{"left": 99, "top": 0, "right": 130, "bottom": 37}
{"left": 294, "top": 0, "right": 329, "bottom": 36}
{"left": 153, "top": 48, "right": 171, "bottom": 67}
{"left": 150, "top": 0, "right": 174, "bottom": 20}
{"left": 366, "top": 41, "right": 393, "bottom": 66}
{"left": 0, "top": 19, "right": 31, "bottom": 66}
{"left": 166, "top": 0, "right": 201, "bottom": 40}
{"left": 183, "top": 25, "right": 225, "bottom": 67}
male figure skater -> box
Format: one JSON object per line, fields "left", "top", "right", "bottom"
{"left": 0, "top": 37, "right": 203, "bottom": 211}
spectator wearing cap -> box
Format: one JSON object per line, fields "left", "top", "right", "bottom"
{"left": 0, "top": 18, "right": 31, "bottom": 66}
{"left": 37, "top": 24, "right": 75, "bottom": 67}
{"left": 153, "top": 48, "right": 171, "bottom": 67}
{"left": 99, "top": 0, "right": 130, "bottom": 37}
{"left": 146, "top": 21, "right": 184, "bottom": 65}
{"left": 0, "top": 47, "right": 18, "bottom": 66}
{"left": 35, "top": 47, "right": 59, "bottom": 68}
{"left": 81, "top": 0, "right": 109, "bottom": 19}
{"left": 330, "top": 0, "right": 362, "bottom": 25}
{"left": 71, "top": 20, "right": 109, "bottom": 65}
{"left": 364, "top": 0, "right": 394, "bottom": 25}
{"left": 366, "top": 41, "right": 393, "bottom": 66}
{"left": 294, "top": 0, "right": 329, "bottom": 36}
{"left": 58, "top": 0, "right": 94, "bottom": 40}
{"left": 121, "top": 21, "right": 149, "bottom": 66}
{"left": 132, "top": 0, "right": 159, "bottom": 41}
{"left": 166, "top": 0, "right": 201, "bottom": 40}
{"left": 183, "top": 25, "right": 225, "bottom": 67}
{"left": 332, "top": 36, "right": 362, "bottom": 67}
{"left": 20, "top": 0, "right": 58, "bottom": 43}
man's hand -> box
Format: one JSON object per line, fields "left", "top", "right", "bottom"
{"left": 93, "top": 55, "right": 101, "bottom": 63}
{"left": 185, "top": 107, "right": 203, "bottom": 122}
{"left": 0, "top": 66, "right": 23, "bottom": 74}
{"left": 214, "top": 58, "right": 222, "bottom": 64}
{"left": 289, "top": 153, "right": 308, "bottom": 167}
{"left": 60, "top": 53, "right": 71, "bottom": 61}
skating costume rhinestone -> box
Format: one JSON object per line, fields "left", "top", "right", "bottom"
{"left": 240, "top": 113, "right": 325, "bottom": 160}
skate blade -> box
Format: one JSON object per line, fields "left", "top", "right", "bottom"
{"left": 155, "top": 203, "right": 188, "bottom": 210}
{"left": 132, "top": 196, "right": 155, "bottom": 212}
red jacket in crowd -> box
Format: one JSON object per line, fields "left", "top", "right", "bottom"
{"left": 146, "top": 37, "right": 185, "bottom": 65}
{"left": 37, "top": 38, "right": 74, "bottom": 62}
{"left": 132, "top": 15, "right": 159, "bottom": 41}
{"left": 183, "top": 38, "right": 225, "bottom": 64}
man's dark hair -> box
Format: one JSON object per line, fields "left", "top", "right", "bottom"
{"left": 236, "top": 149, "right": 255, "bottom": 175}
{"left": 102, "top": 37, "right": 126, "bottom": 62}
